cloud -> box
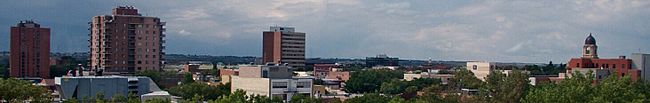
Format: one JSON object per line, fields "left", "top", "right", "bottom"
{"left": 0, "top": 0, "right": 649, "bottom": 63}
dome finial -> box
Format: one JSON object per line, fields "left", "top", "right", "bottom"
{"left": 585, "top": 33, "right": 596, "bottom": 44}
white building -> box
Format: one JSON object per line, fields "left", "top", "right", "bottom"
{"left": 466, "top": 61, "right": 496, "bottom": 81}
{"left": 631, "top": 53, "right": 650, "bottom": 82}
{"left": 466, "top": 61, "right": 528, "bottom": 81}
{"left": 230, "top": 65, "right": 312, "bottom": 102}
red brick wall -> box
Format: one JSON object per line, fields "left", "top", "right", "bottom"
{"left": 10, "top": 25, "right": 50, "bottom": 78}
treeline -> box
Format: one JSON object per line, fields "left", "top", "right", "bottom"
{"left": 345, "top": 68, "right": 650, "bottom": 103}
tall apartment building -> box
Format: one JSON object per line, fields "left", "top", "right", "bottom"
{"left": 89, "top": 6, "right": 165, "bottom": 74}
{"left": 10, "top": 20, "right": 50, "bottom": 78}
{"left": 262, "top": 26, "right": 306, "bottom": 69}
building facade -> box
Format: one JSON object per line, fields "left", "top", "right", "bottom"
{"left": 230, "top": 65, "right": 312, "bottom": 102}
{"left": 89, "top": 6, "right": 165, "bottom": 74}
{"left": 631, "top": 53, "right": 650, "bottom": 82}
{"left": 566, "top": 34, "right": 640, "bottom": 80}
{"left": 55, "top": 76, "right": 157, "bottom": 100}
{"left": 10, "top": 21, "right": 50, "bottom": 78}
{"left": 466, "top": 61, "right": 495, "bottom": 81}
{"left": 262, "top": 26, "right": 306, "bottom": 69}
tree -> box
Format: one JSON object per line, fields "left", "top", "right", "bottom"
{"left": 167, "top": 82, "right": 230, "bottom": 100}
{"left": 448, "top": 69, "right": 483, "bottom": 89}
{"left": 345, "top": 69, "right": 403, "bottom": 93}
{"left": 111, "top": 94, "right": 127, "bottom": 103}
{"left": 0, "top": 78, "right": 51, "bottom": 102}
{"left": 183, "top": 73, "right": 195, "bottom": 84}
{"left": 208, "top": 89, "right": 282, "bottom": 103}
{"left": 291, "top": 93, "right": 321, "bottom": 103}
{"left": 521, "top": 71, "right": 596, "bottom": 103}
{"left": 144, "top": 98, "right": 171, "bottom": 103}
{"left": 379, "top": 78, "right": 440, "bottom": 95}
{"left": 380, "top": 79, "right": 406, "bottom": 94}
{"left": 479, "top": 70, "right": 530, "bottom": 103}
{"left": 345, "top": 93, "right": 391, "bottom": 103}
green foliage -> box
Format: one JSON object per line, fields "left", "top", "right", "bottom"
{"left": 145, "top": 98, "right": 172, "bottom": 103}
{"left": 168, "top": 82, "right": 230, "bottom": 100}
{"left": 291, "top": 93, "right": 321, "bottom": 103}
{"left": 478, "top": 70, "right": 530, "bottom": 103}
{"left": 345, "top": 93, "right": 392, "bottom": 103}
{"left": 111, "top": 94, "right": 127, "bottom": 103}
{"left": 207, "top": 89, "right": 282, "bottom": 103}
{"left": 522, "top": 71, "right": 650, "bottom": 103}
{"left": 521, "top": 61, "right": 566, "bottom": 75}
{"left": 448, "top": 68, "right": 484, "bottom": 89}
{"left": 183, "top": 73, "right": 195, "bottom": 84}
{"left": 0, "top": 78, "right": 51, "bottom": 102}
{"left": 379, "top": 78, "right": 440, "bottom": 95}
{"left": 345, "top": 69, "right": 404, "bottom": 93}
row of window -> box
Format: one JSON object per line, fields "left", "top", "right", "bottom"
{"left": 576, "top": 63, "right": 632, "bottom": 69}
{"left": 271, "top": 82, "right": 311, "bottom": 88}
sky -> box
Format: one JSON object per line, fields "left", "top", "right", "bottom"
{"left": 0, "top": 0, "right": 649, "bottom": 63}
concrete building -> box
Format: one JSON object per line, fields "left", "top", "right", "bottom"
{"left": 55, "top": 76, "right": 167, "bottom": 100}
{"left": 262, "top": 26, "right": 306, "bottom": 69}
{"left": 89, "top": 6, "right": 166, "bottom": 74}
{"left": 466, "top": 61, "right": 496, "bottom": 81}
{"left": 631, "top": 53, "right": 650, "bottom": 82}
{"left": 10, "top": 20, "right": 50, "bottom": 78}
{"left": 231, "top": 65, "right": 312, "bottom": 102}
{"left": 566, "top": 34, "right": 640, "bottom": 81}
{"left": 465, "top": 61, "right": 528, "bottom": 81}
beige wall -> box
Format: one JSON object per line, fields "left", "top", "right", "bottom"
{"left": 466, "top": 61, "right": 494, "bottom": 81}
{"left": 230, "top": 76, "right": 270, "bottom": 96}
{"left": 239, "top": 66, "right": 262, "bottom": 78}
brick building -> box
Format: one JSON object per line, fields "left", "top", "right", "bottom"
{"left": 89, "top": 6, "right": 165, "bottom": 74}
{"left": 567, "top": 34, "right": 640, "bottom": 81}
{"left": 262, "top": 26, "right": 306, "bottom": 69}
{"left": 10, "top": 20, "right": 50, "bottom": 78}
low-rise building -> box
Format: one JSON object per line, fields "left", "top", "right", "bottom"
{"left": 55, "top": 75, "right": 169, "bottom": 101}
{"left": 230, "top": 65, "right": 312, "bottom": 102}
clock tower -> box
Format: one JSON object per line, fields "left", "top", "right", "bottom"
{"left": 582, "top": 33, "right": 598, "bottom": 59}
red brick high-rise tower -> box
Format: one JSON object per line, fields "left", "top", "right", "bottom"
{"left": 10, "top": 20, "right": 50, "bottom": 78}
{"left": 89, "top": 6, "right": 166, "bottom": 74}
{"left": 262, "top": 26, "right": 306, "bottom": 69}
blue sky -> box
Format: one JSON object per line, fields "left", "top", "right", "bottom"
{"left": 0, "top": 0, "right": 649, "bottom": 63}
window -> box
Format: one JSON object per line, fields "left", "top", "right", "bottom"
{"left": 472, "top": 65, "right": 477, "bottom": 70}
{"left": 586, "top": 49, "right": 590, "bottom": 54}
{"left": 613, "top": 64, "right": 616, "bottom": 68}
{"left": 577, "top": 63, "right": 580, "bottom": 68}
{"left": 297, "top": 81, "right": 311, "bottom": 88}
{"left": 272, "top": 82, "right": 288, "bottom": 88}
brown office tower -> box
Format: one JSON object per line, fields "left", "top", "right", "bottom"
{"left": 89, "top": 6, "right": 165, "bottom": 74}
{"left": 10, "top": 20, "right": 50, "bottom": 78}
{"left": 262, "top": 26, "right": 306, "bottom": 69}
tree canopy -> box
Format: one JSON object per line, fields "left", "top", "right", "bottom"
{"left": 345, "top": 69, "right": 403, "bottom": 93}
{"left": 0, "top": 78, "right": 51, "bottom": 102}
{"left": 167, "top": 82, "right": 230, "bottom": 100}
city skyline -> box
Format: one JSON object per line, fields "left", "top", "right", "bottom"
{"left": 1, "top": 0, "right": 649, "bottom": 63}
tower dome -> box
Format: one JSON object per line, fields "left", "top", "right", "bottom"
{"left": 585, "top": 33, "right": 596, "bottom": 45}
